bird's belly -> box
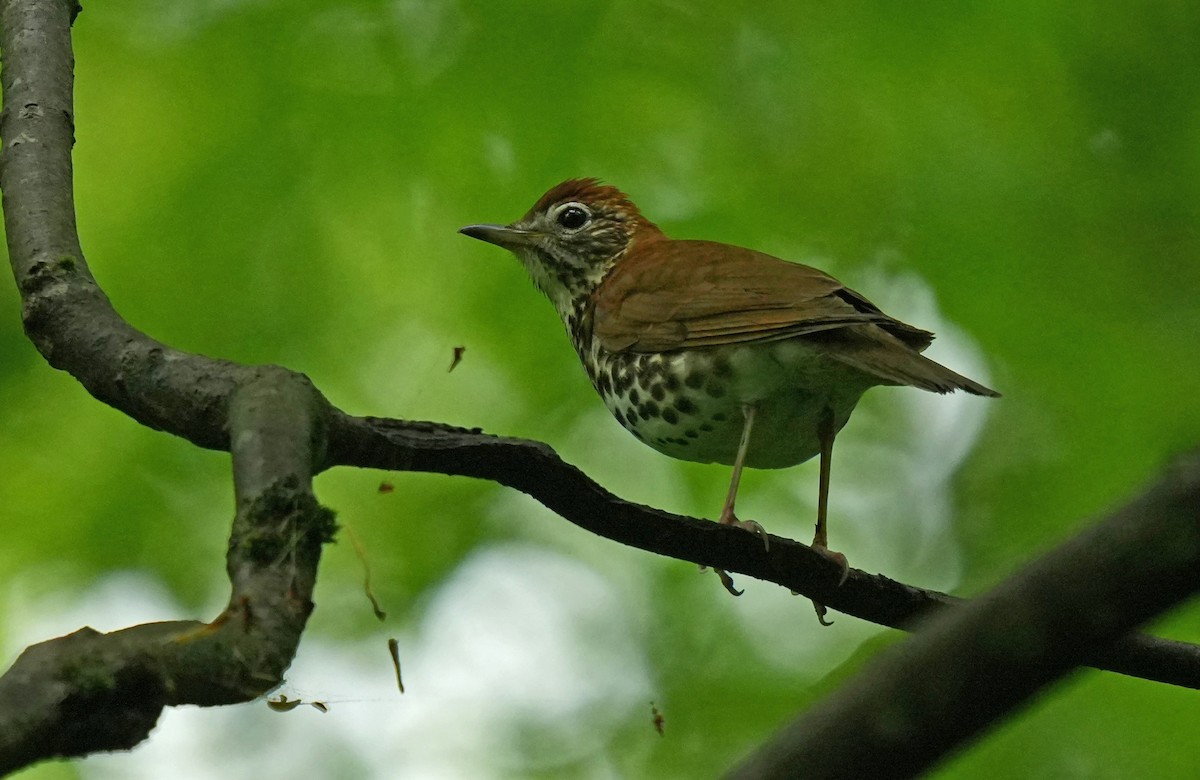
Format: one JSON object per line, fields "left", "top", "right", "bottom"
{"left": 626, "top": 391, "right": 838, "bottom": 468}
{"left": 591, "top": 342, "right": 872, "bottom": 469}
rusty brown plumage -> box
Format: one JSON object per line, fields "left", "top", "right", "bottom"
{"left": 592, "top": 238, "right": 934, "bottom": 353}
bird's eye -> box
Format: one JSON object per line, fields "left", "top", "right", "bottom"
{"left": 556, "top": 205, "right": 589, "bottom": 230}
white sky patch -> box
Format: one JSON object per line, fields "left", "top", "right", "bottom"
{"left": 2, "top": 570, "right": 188, "bottom": 655}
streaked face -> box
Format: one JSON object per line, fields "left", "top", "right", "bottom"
{"left": 460, "top": 179, "right": 657, "bottom": 312}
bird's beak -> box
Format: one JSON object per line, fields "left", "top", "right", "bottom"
{"left": 458, "top": 223, "right": 540, "bottom": 249}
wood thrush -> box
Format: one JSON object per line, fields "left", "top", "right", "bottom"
{"left": 461, "top": 179, "right": 999, "bottom": 599}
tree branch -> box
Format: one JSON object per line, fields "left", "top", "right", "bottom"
{"left": 725, "top": 449, "right": 1200, "bottom": 780}
{"left": 0, "top": 369, "right": 336, "bottom": 773}
{"left": 0, "top": 1, "right": 334, "bottom": 772}
{"left": 324, "top": 415, "right": 1200, "bottom": 689}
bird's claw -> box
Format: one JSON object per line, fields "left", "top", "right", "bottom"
{"left": 737, "top": 518, "right": 770, "bottom": 552}
{"left": 697, "top": 563, "right": 744, "bottom": 596}
{"left": 812, "top": 542, "right": 849, "bottom": 587}
{"left": 813, "top": 600, "right": 834, "bottom": 626}
{"left": 715, "top": 567, "right": 743, "bottom": 597}
{"left": 719, "top": 512, "right": 770, "bottom": 552}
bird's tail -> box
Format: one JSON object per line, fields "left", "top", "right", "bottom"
{"left": 819, "top": 327, "right": 1001, "bottom": 397}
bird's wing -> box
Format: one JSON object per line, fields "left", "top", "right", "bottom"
{"left": 592, "top": 238, "right": 935, "bottom": 353}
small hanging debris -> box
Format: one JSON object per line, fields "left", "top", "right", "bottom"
{"left": 651, "top": 702, "right": 665, "bottom": 736}
{"left": 266, "top": 694, "right": 328, "bottom": 714}
{"left": 388, "top": 637, "right": 405, "bottom": 694}
{"left": 344, "top": 522, "right": 386, "bottom": 621}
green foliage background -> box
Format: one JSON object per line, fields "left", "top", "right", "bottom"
{"left": 2, "top": 2, "right": 1198, "bottom": 778}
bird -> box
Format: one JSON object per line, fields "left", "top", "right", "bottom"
{"left": 460, "top": 178, "right": 999, "bottom": 604}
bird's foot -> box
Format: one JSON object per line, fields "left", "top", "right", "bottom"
{"left": 701, "top": 512, "right": 769, "bottom": 597}
{"left": 808, "top": 542, "right": 849, "bottom": 627}
{"left": 811, "top": 541, "right": 849, "bottom": 587}
{"left": 717, "top": 510, "right": 770, "bottom": 552}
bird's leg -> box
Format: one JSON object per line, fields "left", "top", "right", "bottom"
{"left": 810, "top": 407, "right": 850, "bottom": 625}
{"left": 706, "top": 404, "right": 768, "bottom": 597}
{"left": 717, "top": 404, "right": 769, "bottom": 549}
{"left": 813, "top": 407, "right": 836, "bottom": 553}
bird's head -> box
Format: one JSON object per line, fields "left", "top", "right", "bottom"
{"left": 460, "top": 178, "right": 662, "bottom": 315}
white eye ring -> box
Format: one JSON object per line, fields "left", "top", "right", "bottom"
{"left": 555, "top": 203, "right": 591, "bottom": 230}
